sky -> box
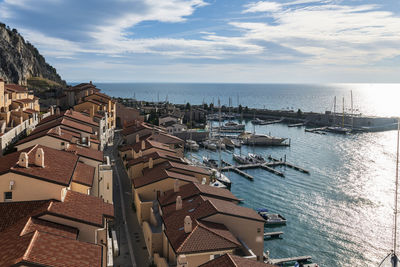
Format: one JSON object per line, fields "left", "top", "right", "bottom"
{"left": 1, "top": 0, "right": 400, "bottom": 83}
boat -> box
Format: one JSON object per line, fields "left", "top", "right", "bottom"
{"left": 248, "top": 153, "right": 265, "bottom": 163}
{"left": 224, "top": 121, "right": 245, "bottom": 129}
{"left": 211, "top": 168, "right": 231, "bottom": 189}
{"left": 251, "top": 118, "right": 265, "bottom": 124}
{"left": 202, "top": 140, "right": 217, "bottom": 150}
{"left": 240, "top": 132, "right": 287, "bottom": 146}
{"left": 203, "top": 156, "right": 218, "bottom": 168}
{"left": 210, "top": 180, "right": 227, "bottom": 189}
{"left": 257, "top": 209, "right": 287, "bottom": 225}
{"left": 222, "top": 137, "right": 236, "bottom": 149}
{"left": 326, "top": 126, "right": 351, "bottom": 134}
{"left": 185, "top": 139, "right": 199, "bottom": 151}
{"left": 233, "top": 154, "right": 248, "bottom": 164}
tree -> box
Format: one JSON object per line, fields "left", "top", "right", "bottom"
{"left": 238, "top": 104, "right": 243, "bottom": 114}
{"left": 185, "top": 102, "right": 191, "bottom": 110}
{"left": 297, "top": 109, "right": 303, "bottom": 117}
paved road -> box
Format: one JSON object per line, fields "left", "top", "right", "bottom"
{"left": 107, "top": 133, "right": 151, "bottom": 267}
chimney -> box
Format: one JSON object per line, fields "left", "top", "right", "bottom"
{"left": 149, "top": 157, "right": 153, "bottom": 169}
{"left": 65, "top": 143, "right": 70, "bottom": 150}
{"left": 35, "top": 148, "right": 45, "bottom": 168}
{"left": 141, "top": 140, "right": 145, "bottom": 150}
{"left": 89, "top": 81, "right": 92, "bottom": 85}
{"left": 56, "top": 126, "right": 62, "bottom": 136}
{"left": 184, "top": 216, "right": 192, "bottom": 233}
{"left": 135, "top": 134, "right": 139, "bottom": 143}
{"left": 138, "top": 150, "right": 143, "bottom": 158}
{"left": 174, "top": 179, "right": 180, "bottom": 192}
{"left": 49, "top": 106, "right": 54, "bottom": 115}
{"left": 202, "top": 177, "right": 206, "bottom": 184}
{"left": 176, "top": 196, "right": 182, "bottom": 210}
{"left": 177, "top": 255, "right": 188, "bottom": 267}
{"left": 18, "top": 152, "right": 29, "bottom": 168}
{"left": 90, "top": 106, "right": 95, "bottom": 117}
{"left": 56, "top": 107, "right": 60, "bottom": 115}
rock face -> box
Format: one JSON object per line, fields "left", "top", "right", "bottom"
{"left": 0, "top": 22, "right": 66, "bottom": 86}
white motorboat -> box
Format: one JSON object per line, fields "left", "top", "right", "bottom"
{"left": 203, "top": 156, "right": 218, "bottom": 168}
{"left": 248, "top": 153, "right": 265, "bottom": 163}
{"left": 240, "top": 132, "right": 286, "bottom": 146}
{"left": 203, "top": 140, "right": 217, "bottom": 150}
{"left": 233, "top": 154, "right": 248, "bottom": 164}
{"left": 211, "top": 168, "right": 232, "bottom": 189}
{"left": 222, "top": 137, "right": 235, "bottom": 149}
{"left": 185, "top": 139, "right": 199, "bottom": 151}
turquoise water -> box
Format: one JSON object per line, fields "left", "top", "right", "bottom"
{"left": 96, "top": 83, "right": 399, "bottom": 266}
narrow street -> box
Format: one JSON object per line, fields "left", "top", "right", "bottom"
{"left": 107, "top": 133, "right": 151, "bottom": 267}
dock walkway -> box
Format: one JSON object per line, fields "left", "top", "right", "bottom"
{"left": 269, "top": 255, "right": 312, "bottom": 264}
{"left": 264, "top": 231, "right": 283, "bottom": 238}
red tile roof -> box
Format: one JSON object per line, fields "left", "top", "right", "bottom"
{"left": 126, "top": 150, "right": 183, "bottom": 167}
{"left": 65, "top": 109, "right": 99, "bottom": 126}
{"left": 147, "top": 131, "right": 184, "bottom": 144}
{"left": 35, "top": 117, "right": 94, "bottom": 135}
{"left": 133, "top": 166, "right": 198, "bottom": 188}
{"left": 119, "top": 139, "right": 175, "bottom": 153}
{"left": 72, "top": 162, "right": 95, "bottom": 187}
{"left": 200, "top": 254, "right": 277, "bottom": 267}
{"left": 0, "top": 199, "right": 103, "bottom": 267}
{"left": 13, "top": 98, "right": 36, "bottom": 104}
{"left": 151, "top": 160, "right": 210, "bottom": 176}
{"left": 4, "top": 84, "right": 28, "bottom": 92}
{"left": 158, "top": 182, "right": 239, "bottom": 207}
{"left": 1, "top": 145, "right": 79, "bottom": 186}
{"left": 66, "top": 144, "right": 104, "bottom": 162}
{"left": 47, "top": 190, "right": 114, "bottom": 227}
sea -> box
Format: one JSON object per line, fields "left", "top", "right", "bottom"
{"left": 96, "top": 83, "right": 400, "bottom": 266}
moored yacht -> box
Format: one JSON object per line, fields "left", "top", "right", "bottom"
{"left": 240, "top": 132, "right": 287, "bottom": 146}
{"left": 185, "top": 139, "right": 199, "bottom": 151}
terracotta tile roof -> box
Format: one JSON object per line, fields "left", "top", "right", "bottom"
{"left": 66, "top": 144, "right": 104, "bottom": 162}
{"left": 147, "top": 131, "right": 184, "bottom": 144}
{"left": 126, "top": 150, "right": 183, "bottom": 167}
{"left": 158, "top": 183, "right": 239, "bottom": 207}
{"left": 23, "top": 231, "right": 102, "bottom": 267}
{"left": 162, "top": 196, "right": 241, "bottom": 254}
{"left": 133, "top": 166, "right": 198, "bottom": 188}
{"left": 1, "top": 145, "right": 79, "bottom": 186}
{"left": 200, "top": 254, "right": 277, "bottom": 267}
{"left": 154, "top": 160, "right": 210, "bottom": 176}
{"left": 37, "top": 112, "right": 64, "bottom": 125}
{"left": 119, "top": 139, "right": 175, "bottom": 153}
{"left": 47, "top": 190, "right": 114, "bottom": 227}
{"left": 4, "top": 84, "right": 28, "bottom": 92}
{"left": 61, "top": 118, "right": 94, "bottom": 133}
{"left": 23, "top": 108, "right": 38, "bottom": 114}
{"left": 72, "top": 162, "right": 95, "bottom": 187}
{"left": 35, "top": 117, "right": 94, "bottom": 134}
{"left": 13, "top": 98, "right": 36, "bottom": 104}
{"left": 65, "top": 109, "right": 99, "bottom": 126}
{"left": 92, "top": 91, "right": 111, "bottom": 100}
{"left": 64, "top": 83, "right": 100, "bottom": 92}
{"left": 0, "top": 200, "right": 102, "bottom": 267}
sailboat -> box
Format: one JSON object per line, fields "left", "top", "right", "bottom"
{"left": 326, "top": 96, "right": 351, "bottom": 134}
{"left": 378, "top": 119, "right": 400, "bottom": 267}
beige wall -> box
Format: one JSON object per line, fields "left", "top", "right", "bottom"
{"left": 184, "top": 249, "right": 235, "bottom": 267}
{"left": 203, "top": 214, "right": 264, "bottom": 260}
{"left": 0, "top": 172, "right": 64, "bottom": 202}
{"left": 128, "top": 157, "right": 166, "bottom": 179}
{"left": 143, "top": 221, "right": 162, "bottom": 257}
{"left": 71, "top": 182, "right": 91, "bottom": 195}
{"left": 77, "top": 157, "right": 101, "bottom": 197}
{"left": 134, "top": 189, "right": 153, "bottom": 223}
{"left": 99, "top": 165, "right": 113, "bottom": 204}
{"left": 135, "top": 178, "right": 192, "bottom": 202}
{"left": 124, "top": 128, "right": 152, "bottom": 144}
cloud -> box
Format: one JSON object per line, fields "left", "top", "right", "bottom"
{"left": 243, "top": 1, "right": 282, "bottom": 13}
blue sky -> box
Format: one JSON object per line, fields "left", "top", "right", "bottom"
{"left": 1, "top": 0, "right": 400, "bottom": 83}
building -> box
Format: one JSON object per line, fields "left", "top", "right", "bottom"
{"left": 144, "top": 182, "right": 265, "bottom": 266}
{"left": 0, "top": 189, "right": 114, "bottom": 266}
{"left": 0, "top": 79, "right": 41, "bottom": 155}
{"left": 199, "top": 253, "right": 277, "bottom": 267}
{"left": 0, "top": 144, "right": 112, "bottom": 204}
{"left": 64, "top": 82, "right": 100, "bottom": 108}
{"left": 116, "top": 101, "right": 143, "bottom": 128}
{"left": 159, "top": 114, "right": 182, "bottom": 126}
{"left": 119, "top": 139, "right": 177, "bottom": 162}
{"left": 163, "top": 121, "right": 188, "bottom": 135}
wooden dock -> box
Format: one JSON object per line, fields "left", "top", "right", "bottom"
{"left": 260, "top": 164, "right": 284, "bottom": 177}
{"left": 264, "top": 231, "right": 283, "bottom": 238}
{"left": 267, "top": 156, "right": 310, "bottom": 174}
{"left": 269, "top": 255, "right": 312, "bottom": 265}
{"left": 221, "top": 160, "right": 254, "bottom": 180}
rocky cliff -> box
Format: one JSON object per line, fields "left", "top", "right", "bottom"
{"left": 0, "top": 22, "right": 66, "bottom": 86}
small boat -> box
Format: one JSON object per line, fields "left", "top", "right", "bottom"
{"left": 203, "top": 140, "right": 217, "bottom": 150}
{"left": 211, "top": 168, "right": 232, "bottom": 189}
{"left": 326, "top": 126, "right": 351, "bottom": 134}
{"left": 251, "top": 118, "right": 265, "bottom": 124}
{"left": 210, "top": 180, "right": 227, "bottom": 189}
{"left": 240, "top": 132, "right": 287, "bottom": 146}
{"left": 233, "top": 154, "right": 248, "bottom": 164}
{"left": 224, "top": 121, "right": 245, "bottom": 129}
{"left": 185, "top": 139, "right": 199, "bottom": 151}
{"left": 257, "top": 209, "right": 287, "bottom": 225}
{"left": 222, "top": 137, "right": 235, "bottom": 149}
{"left": 203, "top": 156, "right": 218, "bottom": 168}
{"left": 248, "top": 153, "right": 265, "bottom": 163}
{"left": 288, "top": 123, "right": 304, "bottom": 127}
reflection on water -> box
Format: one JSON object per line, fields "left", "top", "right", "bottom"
{"left": 187, "top": 121, "right": 398, "bottom": 266}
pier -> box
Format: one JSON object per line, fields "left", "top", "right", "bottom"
{"left": 220, "top": 157, "right": 309, "bottom": 179}
{"left": 268, "top": 255, "right": 312, "bottom": 265}
{"left": 264, "top": 231, "right": 283, "bottom": 238}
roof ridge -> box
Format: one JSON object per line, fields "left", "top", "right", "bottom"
{"left": 176, "top": 222, "right": 199, "bottom": 252}
{"left": 22, "top": 230, "right": 39, "bottom": 262}
{"left": 197, "top": 221, "right": 240, "bottom": 246}
{"left": 227, "top": 254, "right": 239, "bottom": 267}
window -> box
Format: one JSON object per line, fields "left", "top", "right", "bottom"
{"left": 107, "top": 183, "right": 109, "bottom": 190}
{"left": 4, "top": 192, "right": 12, "bottom": 201}
{"left": 61, "top": 142, "right": 65, "bottom": 146}
{"left": 257, "top": 228, "right": 261, "bottom": 233}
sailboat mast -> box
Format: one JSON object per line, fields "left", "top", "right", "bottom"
{"left": 218, "top": 98, "right": 222, "bottom": 170}
{"left": 351, "top": 91, "right": 354, "bottom": 129}
{"left": 342, "top": 97, "right": 345, "bottom": 128}
{"left": 394, "top": 119, "right": 400, "bottom": 254}
{"left": 334, "top": 96, "right": 337, "bottom": 126}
